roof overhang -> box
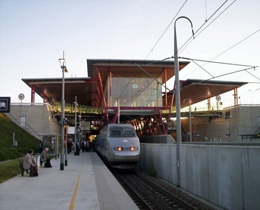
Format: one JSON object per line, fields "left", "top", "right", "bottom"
{"left": 22, "top": 77, "right": 93, "bottom": 105}
{"left": 87, "top": 59, "right": 190, "bottom": 84}
{"left": 166, "top": 79, "right": 248, "bottom": 107}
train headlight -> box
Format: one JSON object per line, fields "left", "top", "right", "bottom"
{"left": 113, "top": 147, "right": 124, "bottom": 151}
{"left": 130, "top": 147, "right": 138, "bottom": 151}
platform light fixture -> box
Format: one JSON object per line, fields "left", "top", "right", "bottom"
{"left": 58, "top": 57, "right": 68, "bottom": 73}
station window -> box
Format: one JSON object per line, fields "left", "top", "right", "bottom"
{"left": 20, "top": 116, "right": 26, "bottom": 127}
{"left": 107, "top": 77, "right": 162, "bottom": 107}
{"left": 225, "top": 111, "right": 230, "bottom": 119}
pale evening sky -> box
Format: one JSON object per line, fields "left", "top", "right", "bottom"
{"left": 0, "top": 0, "right": 259, "bottom": 108}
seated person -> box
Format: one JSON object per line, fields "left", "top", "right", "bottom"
{"left": 23, "top": 149, "right": 38, "bottom": 177}
{"left": 40, "top": 148, "right": 49, "bottom": 166}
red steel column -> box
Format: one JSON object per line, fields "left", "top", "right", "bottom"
{"left": 164, "top": 68, "right": 167, "bottom": 106}
{"left": 111, "top": 113, "right": 118, "bottom": 124}
{"left": 207, "top": 98, "right": 211, "bottom": 111}
{"left": 158, "top": 110, "right": 166, "bottom": 135}
{"left": 154, "top": 114, "right": 161, "bottom": 135}
{"left": 96, "top": 67, "right": 109, "bottom": 123}
{"left": 95, "top": 83, "right": 102, "bottom": 109}
{"left": 31, "top": 85, "right": 35, "bottom": 104}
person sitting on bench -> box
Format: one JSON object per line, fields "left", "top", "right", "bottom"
{"left": 40, "top": 148, "right": 50, "bottom": 167}
{"left": 23, "top": 149, "right": 38, "bottom": 177}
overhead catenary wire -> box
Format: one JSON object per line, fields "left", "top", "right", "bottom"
{"left": 164, "top": 0, "right": 253, "bottom": 86}
{"left": 208, "top": 29, "right": 260, "bottom": 62}
{"left": 181, "top": 66, "right": 257, "bottom": 91}
{"left": 175, "top": 68, "right": 260, "bottom": 109}
{"left": 115, "top": 0, "right": 188, "bottom": 106}
{"left": 245, "top": 70, "right": 260, "bottom": 81}
{"left": 144, "top": 0, "right": 188, "bottom": 60}
{"left": 117, "top": 65, "right": 259, "bottom": 123}
{"left": 177, "top": 56, "right": 258, "bottom": 90}
{"left": 137, "top": 55, "right": 259, "bottom": 99}
{"left": 112, "top": 57, "right": 179, "bottom": 109}
{"left": 179, "top": 57, "right": 257, "bottom": 68}
{"left": 177, "top": 0, "right": 235, "bottom": 56}
{"left": 121, "top": 63, "right": 170, "bottom": 107}
{"left": 183, "top": 29, "right": 260, "bottom": 79}
{"left": 205, "top": 0, "right": 208, "bottom": 22}
{"left": 140, "top": 1, "right": 237, "bottom": 100}
{"left": 134, "top": 63, "right": 172, "bottom": 92}
{"left": 159, "top": 0, "right": 236, "bottom": 62}
{"left": 145, "top": 0, "right": 231, "bottom": 59}
{"left": 124, "top": 0, "right": 189, "bottom": 107}
{"left": 115, "top": 77, "right": 133, "bottom": 104}
{"left": 118, "top": 0, "right": 257, "bottom": 110}
{"left": 128, "top": 56, "right": 259, "bottom": 104}
{"left": 180, "top": 55, "right": 259, "bottom": 83}
{"left": 191, "top": 59, "right": 215, "bottom": 78}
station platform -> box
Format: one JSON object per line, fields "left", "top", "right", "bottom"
{"left": 0, "top": 152, "right": 138, "bottom": 210}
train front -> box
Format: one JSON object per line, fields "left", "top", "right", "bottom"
{"left": 107, "top": 124, "right": 140, "bottom": 169}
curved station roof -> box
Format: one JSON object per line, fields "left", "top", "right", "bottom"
{"left": 167, "top": 79, "right": 247, "bottom": 108}
{"left": 22, "top": 59, "right": 247, "bottom": 110}
{"left": 22, "top": 77, "right": 93, "bottom": 106}
{"left": 21, "top": 59, "right": 249, "bottom": 137}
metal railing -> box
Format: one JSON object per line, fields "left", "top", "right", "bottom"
{"left": 51, "top": 103, "right": 102, "bottom": 114}
{"left": 4, "top": 113, "right": 42, "bottom": 140}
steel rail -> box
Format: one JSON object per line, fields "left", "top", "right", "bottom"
{"left": 111, "top": 170, "right": 154, "bottom": 210}
{"left": 135, "top": 171, "right": 197, "bottom": 210}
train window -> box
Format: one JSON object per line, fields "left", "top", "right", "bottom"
{"left": 124, "top": 130, "right": 135, "bottom": 137}
{"left": 110, "top": 130, "right": 122, "bottom": 137}
{"left": 109, "top": 128, "right": 136, "bottom": 137}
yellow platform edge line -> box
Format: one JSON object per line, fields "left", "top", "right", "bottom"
{"left": 69, "top": 155, "right": 85, "bottom": 210}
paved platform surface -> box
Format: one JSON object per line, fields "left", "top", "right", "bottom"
{"left": 0, "top": 152, "right": 138, "bottom": 210}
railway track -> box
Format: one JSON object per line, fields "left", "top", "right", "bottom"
{"left": 112, "top": 171, "right": 154, "bottom": 210}
{"left": 111, "top": 169, "right": 217, "bottom": 210}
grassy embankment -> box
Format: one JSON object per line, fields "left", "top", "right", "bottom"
{"left": 0, "top": 113, "right": 41, "bottom": 183}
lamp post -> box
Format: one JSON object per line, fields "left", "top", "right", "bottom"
{"left": 65, "top": 124, "right": 68, "bottom": 166}
{"left": 174, "top": 16, "right": 194, "bottom": 187}
{"left": 74, "top": 96, "right": 78, "bottom": 154}
{"left": 184, "top": 98, "right": 192, "bottom": 142}
{"left": 58, "top": 51, "right": 68, "bottom": 170}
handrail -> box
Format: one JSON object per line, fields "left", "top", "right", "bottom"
{"left": 11, "top": 102, "right": 51, "bottom": 106}
{"left": 5, "top": 113, "right": 42, "bottom": 140}
{"left": 223, "top": 104, "right": 260, "bottom": 110}
{"left": 51, "top": 103, "right": 102, "bottom": 114}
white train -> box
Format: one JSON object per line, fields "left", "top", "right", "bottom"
{"left": 94, "top": 124, "right": 140, "bottom": 169}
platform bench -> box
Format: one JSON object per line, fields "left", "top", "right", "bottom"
{"left": 18, "top": 157, "right": 28, "bottom": 176}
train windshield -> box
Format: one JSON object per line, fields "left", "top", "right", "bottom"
{"left": 109, "top": 128, "right": 136, "bottom": 137}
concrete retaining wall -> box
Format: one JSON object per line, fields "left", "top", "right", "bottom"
{"left": 6, "top": 104, "right": 60, "bottom": 138}
{"left": 138, "top": 143, "right": 260, "bottom": 210}
{"left": 140, "top": 135, "right": 175, "bottom": 143}
{"left": 206, "top": 106, "right": 260, "bottom": 142}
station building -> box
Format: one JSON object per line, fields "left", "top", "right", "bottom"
{"left": 5, "top": 59, "right": 260, "bottom": 149}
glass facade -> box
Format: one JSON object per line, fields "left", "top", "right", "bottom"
{"left": 105, "top": 77, "right": 162, "bottom": 107}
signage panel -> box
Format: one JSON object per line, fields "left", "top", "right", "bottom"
{"left": 0, "top": 97, "right": 11, "bottom": 113}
